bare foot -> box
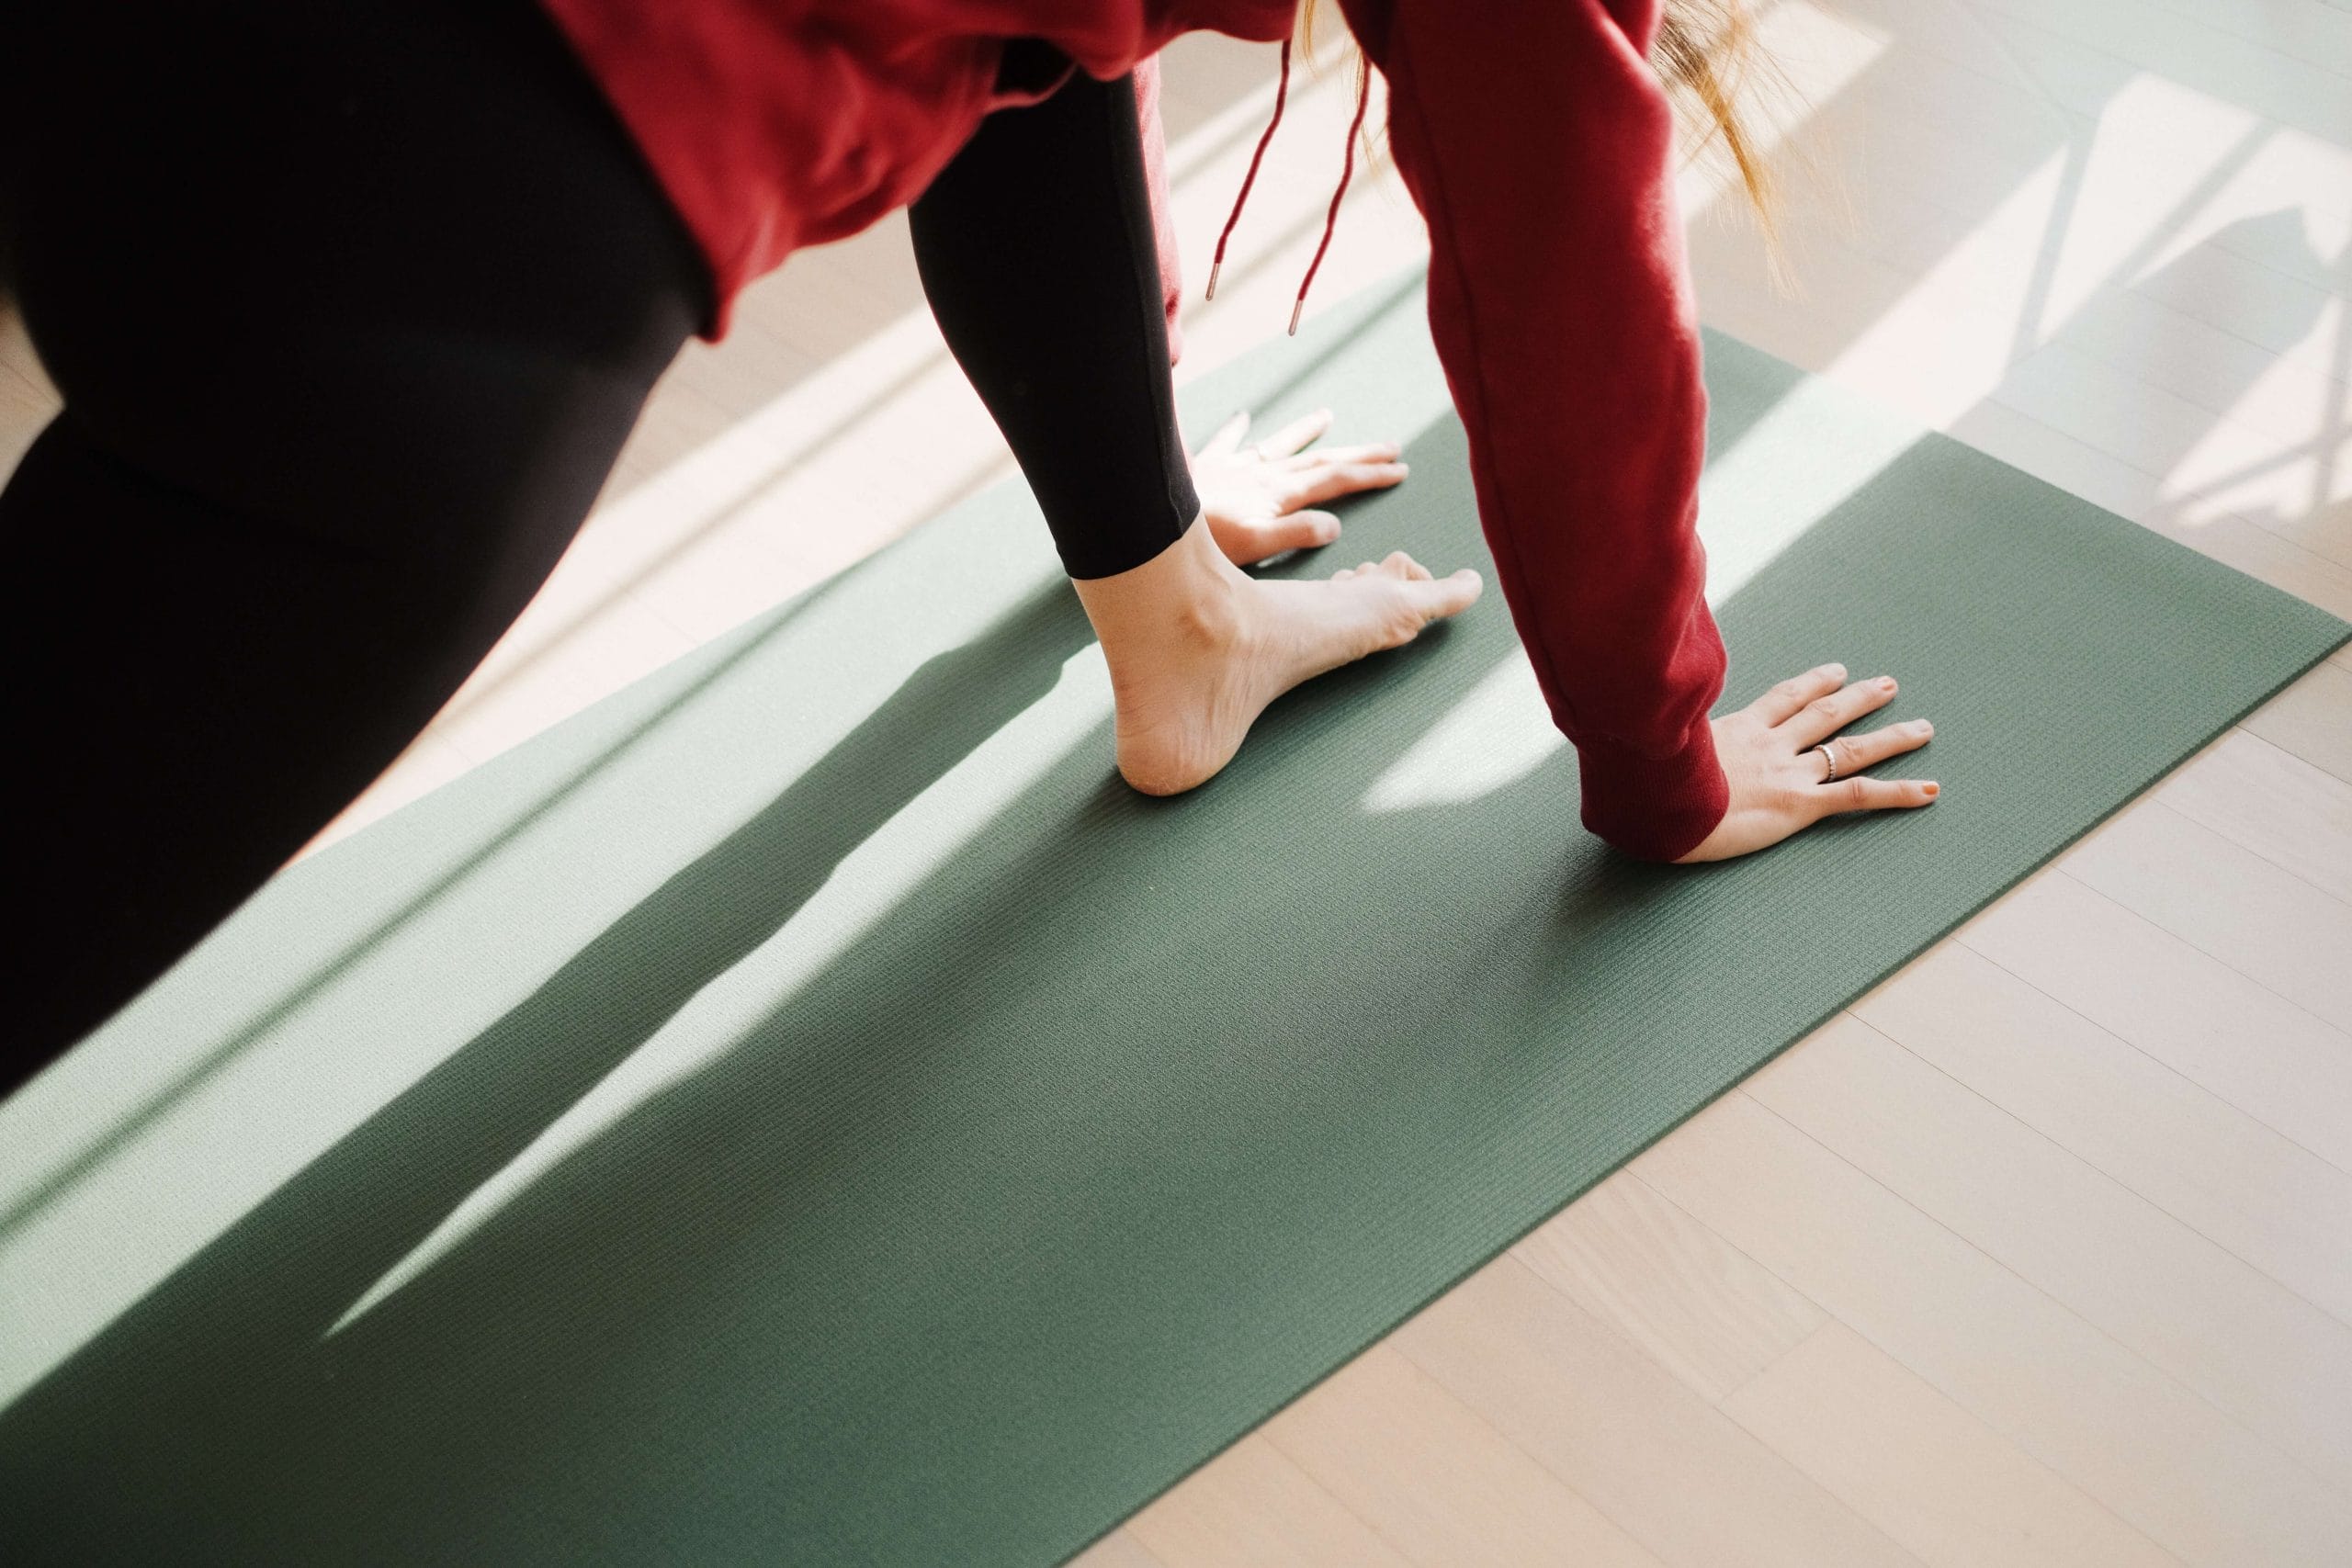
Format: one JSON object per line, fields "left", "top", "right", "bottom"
{"left": 1075, "top": 517, "right": 1482, "bottom": 795}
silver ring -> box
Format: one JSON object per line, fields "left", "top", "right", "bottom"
{"left": 1814, "top": 742, "right": 1839, "bottom": 782}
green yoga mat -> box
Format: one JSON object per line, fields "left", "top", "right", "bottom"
{"left": 2, "top": 271, "right": 2343, "bottom": 1564}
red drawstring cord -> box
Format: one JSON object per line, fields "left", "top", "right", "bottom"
{"left": 1205, "top": 39, "right": 1371, "bottom": 335}
{"left": 1290, "top": 57, "right": 1372, "bottom": 334}
{"left": 1204, "top": 39, "right": 1291, "bottom": 301}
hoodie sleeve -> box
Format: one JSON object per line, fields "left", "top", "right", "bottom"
{"left": 1339, "top": 0, "right": 1728, "bottom": 862}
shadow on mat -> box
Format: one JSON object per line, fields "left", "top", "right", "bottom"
{"left": 0, "top": 268, "right": 1451, "bottom": 1247}
{"left": 0, "top": 308, "right": 1911, "bottom": 1568}
{"left": 0, "top": 349, "right": 1871, "bottom": 1567}
{"left": 0, "top": 581, "right": 1103, "bottom": 1514}
{"left": 0, "top": 570, "right": 876, "bottom": 1242}
{"left": 0, "top": 417, "right": 1682, "bottom": 1564}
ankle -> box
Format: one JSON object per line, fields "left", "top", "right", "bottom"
{"left": 1077, "top": 517, "right": 1249, "bottom": 666}
{"left": 1164, "top": 557, "right": 1245, "bottom": 655}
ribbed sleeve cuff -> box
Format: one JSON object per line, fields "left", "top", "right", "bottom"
{"left": 1576, "top": 708, "right": 1730, "bottom": 863}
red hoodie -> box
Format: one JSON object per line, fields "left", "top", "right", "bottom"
{"left": 535, "top": 0, "right": 1729, "bottom": 861}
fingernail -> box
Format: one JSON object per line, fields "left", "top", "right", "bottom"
{"left": 1915, "top": 720, "right": 1934, "bottom": 737}
{"left": 1879, "top": 677, "right": 1897, "bottom": 693}
{"left": 1395, "top": 462, "right": 1410, "bottom": 475}
{"left": 1922, "top": 783, "right": 1939, "bottom": 797}
{"left": 1317, "top": 520, "right": 1341, "bottom": 542}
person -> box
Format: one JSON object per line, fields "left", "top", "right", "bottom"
{"left": 0, "top": 0, "right": 1464, "bottom": 1090}
{"left": 526, "top": 0, "right": 1937, "bottom": 863}
{"left": 0, "top": 0, "right": 1932, "bottom": 1092}
{"left": 907, "top": 10, "right": 1937, "bottom": 844}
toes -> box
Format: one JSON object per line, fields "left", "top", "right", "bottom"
{"left": 1401, "top": 567, "right": 1482, "bottom": 623}
{"left": 1319, "top": 559, "right": 1479, "bottom": 646}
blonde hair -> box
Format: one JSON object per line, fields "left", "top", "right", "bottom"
{"left": 1653, "top": 0, "right": 1792, "bottom": 243}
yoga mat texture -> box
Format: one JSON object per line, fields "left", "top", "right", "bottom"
{"left": 2, "top": 272, "right": 2343, "bottom": 1565}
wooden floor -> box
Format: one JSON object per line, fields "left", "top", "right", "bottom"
{"left": 5, "top": 2, "right": 2347, "bottom": 1562}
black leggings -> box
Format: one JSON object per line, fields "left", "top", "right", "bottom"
{"left": 910, "top": 59, "right": 1200, "bottom": 581}
{"left": 0, "top": 0, "right": 1197, "bottom": 1090}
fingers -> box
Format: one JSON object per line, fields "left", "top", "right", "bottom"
{"left": 1813, "top": 774, "right": 1940, "bottom": 818}
{"left": 1279, "top": 441, "right": 1401, "bottom": 470}
{"left": 1201, "top": 410, "right": 1250, "bottom": 459}
{"left": 1815, "top": 718, "right": 1933, "bottom": 781}
{"left": 1747, "top": 662, "right": 1847, "bottom": 726}
{"left": 1282, "top": 459, "right": 1410, "bottom": 509}
{"left": 1218, "top": 510, "right": 1342, "bottom": 565}
{"left": 1258, "top": 408, "right": 1335, "bottom": 458}
{"left": 1783, "top": 674, "right": 1899, "bottom": 747}
{"left": 1806, "top": 716, "right": 1939, "bottom": 817}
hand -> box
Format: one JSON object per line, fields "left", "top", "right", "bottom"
{"left": 1674, "top": 663, "right": 1939, "bottom": 863}
{"left": 1193, "top": 408, "right": 1410, "bottom": 566}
